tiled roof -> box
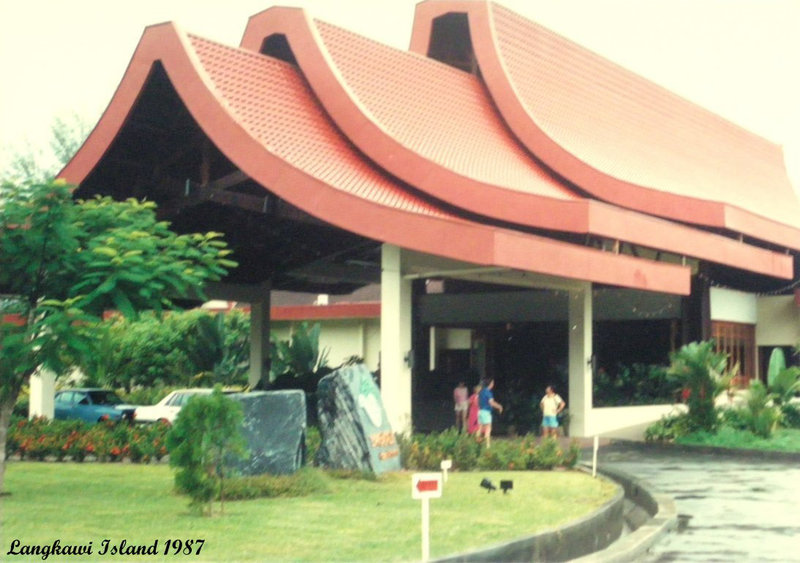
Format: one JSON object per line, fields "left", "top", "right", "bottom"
{"left": 58, "top": 2, "right": 800, "bottom": 295}
{"left": 410, "top": 1, "right": 800, "bottom": 249}
{"left": 188, "top": 34, "right": 445, "bottom": 218}
{"left": 240, "top": 7, "right": 792, "bottom": 278}
{"left": 59, "top": 22, "right": 690, "bottom": 295}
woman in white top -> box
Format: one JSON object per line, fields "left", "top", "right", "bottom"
{"left": 540, "top": 385, "right": 565, "bottom": 439}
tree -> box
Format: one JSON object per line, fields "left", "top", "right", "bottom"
{"left": 668, "top": 341, "right": 733, "bottom": 433}
{"left": 3, "top": 112, "right": 90, "bottom": 184}
{"left": 0, "top": 179, "right": 236, "bottom": 493}
{"left": 269, "top": 322, "right": 330, "bottom": 392}
{"left": 166, "top": 387, "right": 247, "bottom": 515}
{"left": 76, "top": 309, "right": 251, "bottom": 391}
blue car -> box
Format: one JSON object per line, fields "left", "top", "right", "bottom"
{"left": 54, "top": 389, "right": 137, "bottom": 423}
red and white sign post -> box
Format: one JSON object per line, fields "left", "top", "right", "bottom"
{"left": 412, "top": 472, "right": 442, "bottom": 562}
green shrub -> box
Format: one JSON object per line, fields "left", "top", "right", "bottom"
{"left": 398, "top": 428, "right": 481, "bottom": 471}
{"left": 594, "top": 363, "right": 677, "bottom": 407}
{"left": 166, "top": 387, "right": 248, "bottom": 515}
{"left": 326, "top": 468, "right": 378, "bottom": 481}
{"left": 668, "top": 341, "right": 732, "bottom": 433}
{"left": 744, "top": 381, "right": 780, "bottom": 439}
{"left": 645, "top": 412, "right": 694, "bottom": 442}
{"left": 781, "top": 404, "right": 800, "bottom": 429}
{"left": 122, "top": 385, "right": 175, "bottom": 407}
{"left": 6, "top": 416, "right": 170, "bottom": 463}
{"left": 528, "top": 437, "right": 562, "bottom": 470}
{"left": 399, "top": 431, "right": 579, "bottom": 471}
{"left": 477, "top": 439, "right": 528, "bottom": 471}
{"left": 719, "top": 407, "right": 750, "bottom": 431}
{"left": 305, "top": 426, "right": 321, "bottom": 465}
{"left": 221, "top": 467, "right": 330, "bottom": 500}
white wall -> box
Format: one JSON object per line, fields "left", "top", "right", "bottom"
{"left": 271, "top": 318, "right": 381, "bottom": 372}
{"left": 756, "top": 295, "right": 800, "bottom": 347}
{"left": 710, "top": 287, "right": 757, "bottom": 323}
{"left": 588, "top": 404, "right": 684, "bottom": 438}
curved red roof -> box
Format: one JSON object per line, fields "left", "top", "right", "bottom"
{"left": 59, "top": 22, "right": 689, "bottom": 295}
{"left": 240, "top": 7, "right": 791, "bottom": 280}
{"left": 410, "top": 1, "right": 800, "bottom": 251}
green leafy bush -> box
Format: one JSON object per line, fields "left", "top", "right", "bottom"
{"left": 221, "top": 467, "right": 330, "bottom": 500}
{"left": 781, "top": 404, "right": 800, "bottom": 429}
{"left": 644, "top": 411, "right": 694, "bottom": 442}
{"left": 399, "top": 428, "right": 480, "bottom": 471}
{"left": 594, "top": 363, "right": 677, "bottom": 407}
{"left": 6, "top": 416, "right": 169, "bottom": 462}
{"left": 167, "top": 387, "right": 248, "bottom": 515}
{"left": 719, "top": 407, "right": 750, "bottom": 431}
{"left": 399, "top": 430, "right": 580, "bottom": 471}
{"left": 668, "top": 341, "right": 732, "bottom": 433}
{"left": 305, "top": 426, "right": 321, "bottom": 465}
{"left": 743, "top": 381, "right": 780, "bottom": 438}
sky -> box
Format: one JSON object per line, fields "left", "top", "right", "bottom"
{"left": 1, "top": 0, "right": 800, "bottom": 192}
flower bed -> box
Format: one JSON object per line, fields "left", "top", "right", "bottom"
{"left": 6, "top": 416, "right": 170, "bottom": 463}
{"left": 398, "top": 428, "right": 581, "bottom": 471}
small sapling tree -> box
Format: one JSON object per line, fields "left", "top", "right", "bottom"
{"left": 166, "top": 387, "right": 247, "bottom": 515}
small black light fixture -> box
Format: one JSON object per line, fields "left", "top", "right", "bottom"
{"left": 480, "top": 478, "right": 496, "bottom": 492}
{"left": 500, "top": 480, "right": 513, "bottom": 494}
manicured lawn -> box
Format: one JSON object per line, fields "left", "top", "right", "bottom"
{"left": 1, "top": 462, "right": 617, "bottom": 561}
{"left": 676, "top": 427, "right": 800, "bottom": 452}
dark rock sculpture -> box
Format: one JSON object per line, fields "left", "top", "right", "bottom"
{"left": 316, "top": 364, "right": 401, "bottom": 474}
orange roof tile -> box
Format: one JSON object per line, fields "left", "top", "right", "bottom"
{"left": 58, "top": 22, "right": 690, "bottom": 295}
{"left": 411, "top": 1, "right": 800, "bottom": 250}
{"left": 240, "top": 6, "right": 792, "bottom": 279}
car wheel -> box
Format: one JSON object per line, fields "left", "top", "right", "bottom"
{"left": 158, "top": 418, "right": 172, "bottom": 427}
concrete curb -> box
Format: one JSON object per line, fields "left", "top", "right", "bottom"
{"left": 433, "top": 481, "right": 626, "bottom": 562}
{"left": 571, "top": 464, "right": 677, "bottom": 563}
{"left": 607, "top": 438, "right": 800, "bottom": 463}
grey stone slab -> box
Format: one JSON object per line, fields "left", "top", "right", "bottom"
{"left": 229, "top": 390, "right": 306, "bottom": 475}
{"left": 316, "top": 364, "right": 401, "bottom": 474}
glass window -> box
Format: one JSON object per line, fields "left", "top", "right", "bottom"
{"left": 56, "top": 392, "right": 73, "bottom": 403}
{"left": 87, "top": 390, "right": 122, "bottom": 405}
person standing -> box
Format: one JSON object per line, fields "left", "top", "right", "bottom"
{"left": 540, "top": 385, "right": 565, "bottom": 439}
{"left": 478, "top": 379, "right": 503, "bottom": 448}
{"left": 467, "top": 383, "right": 481, "bottom": 434}
{"left": 453, "top": 381, "right": 469, "bottom": 432}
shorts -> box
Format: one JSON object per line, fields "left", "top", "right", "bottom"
{"left": 542, "top": 415, "right": 559, "bottom": 428}
{"left": 478, "top": 409, "right": 492, "bottom": 425}
{"left": 455, "top": 402, "right": 468, "bottom": 413}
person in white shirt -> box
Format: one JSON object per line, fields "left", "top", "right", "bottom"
{"left": 540, "top": 385, "right": 565, "bottom": 439}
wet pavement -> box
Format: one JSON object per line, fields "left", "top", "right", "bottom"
{"left": 594, "top": 444, "right": 800, "bottom": 562}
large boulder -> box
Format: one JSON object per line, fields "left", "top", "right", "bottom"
{"left": 228, "top": 390, "right": 306, "bottom": 476}
{"left": 316, "top": 364, "right": 401, "bottom": 474}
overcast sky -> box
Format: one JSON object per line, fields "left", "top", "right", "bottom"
{"left": 1, "top": 0, "right": 799, "bottom": 189}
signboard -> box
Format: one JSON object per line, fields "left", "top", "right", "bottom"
{"left": 412, "top": 473, "right": 442, "bottom": 499}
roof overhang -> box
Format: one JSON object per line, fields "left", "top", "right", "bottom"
{"left": 410, "top": 1, "right": 800, "bottom": 252}
{"left": 59, "top": 21, "right": 690, "bottom": 295}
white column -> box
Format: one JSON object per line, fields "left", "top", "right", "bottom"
{"left": 568, "top": 283, "right": 593, "bottom": 437}
{"left": 381, "top": 244, "right": 413, "bottom": 435}
{"left": 29, "top": 369, "right": 55, "bottom": 419}
{"left": 249, "top": 282, "right": 271, "bottom": 389}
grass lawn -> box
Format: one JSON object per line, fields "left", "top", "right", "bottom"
{"left": 676, "top": 427, "right": 800, "bottom": 452}
{"left": 1, "top": 462, "right": 617, "bottom": 562}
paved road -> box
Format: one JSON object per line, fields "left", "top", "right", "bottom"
{"left": 596, "top": 445, "right": 800, "bottom": 562}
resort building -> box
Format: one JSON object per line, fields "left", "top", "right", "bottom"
{"left": 58, "top": 1, "right": 799, "bottom": 437}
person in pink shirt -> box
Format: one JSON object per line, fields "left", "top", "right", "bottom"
{"left": 453, "top": 381, "right": 469, "bottom": 432}
{"left": 467, "top": 383, "right": 481, "bottom": 434}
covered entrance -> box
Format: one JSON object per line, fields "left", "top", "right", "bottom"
{"left": 55, "top": 3, "right": 798, "bottom": 437}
